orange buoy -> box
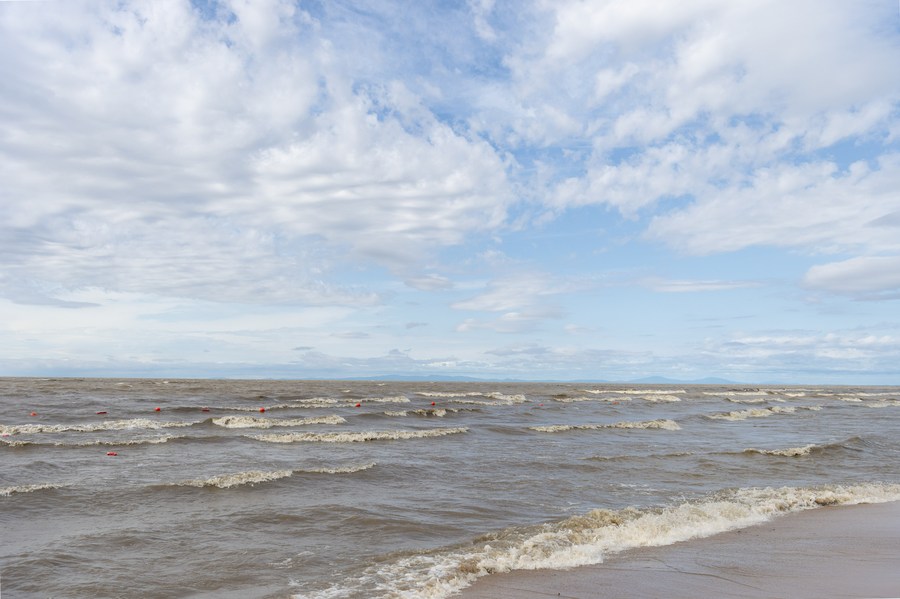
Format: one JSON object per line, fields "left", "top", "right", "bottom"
{"left": 96, "top": 411, "right": 108, "bottom": 415}
{"left": 106, "top": 451, "right": 118, "bottom": 456}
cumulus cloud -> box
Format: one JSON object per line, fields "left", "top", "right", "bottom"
{"left": 494, "top": 0, "right": 900, "bottom": 267}
{"left": 0, "top": 0, "right": 513, "bottom": 306}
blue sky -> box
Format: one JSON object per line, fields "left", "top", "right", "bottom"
{"left": 2, "top": 0, "right": 899, "bottom": 383}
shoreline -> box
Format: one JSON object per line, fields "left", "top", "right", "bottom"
{"left": 455, "top": 500, "right": 900, "bottom": 599}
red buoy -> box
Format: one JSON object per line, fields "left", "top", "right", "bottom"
{"left": 154, "top": 407, "right": 161, "bottom": 412}
{"left": 30, "top": 412, "right": 37, "bottom": 416}
{"left": 96, "top": 411, "right": 108, "bottom": 415}
{"left": 259, "top": 407, "right": 266, "bottom": 413}
{"left": 431, "top": 402, "right": 436, "bottom": 406}
{"left": 201, "top": 407, "right": 210, "bottom": 412}
{"left": 355, "top": 403, "right": 361, "bottom": 408}
{"left": 106, "top": 451, "right": 118, "bottom": 456}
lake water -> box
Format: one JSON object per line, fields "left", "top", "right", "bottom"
{"left": 2, "top": 378, "right": 899, "bottom": 598}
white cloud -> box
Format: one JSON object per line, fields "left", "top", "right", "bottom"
{"left": 646, "top": 155, "right": 900, "bottom": 256}
{"left": 404, "top": 275, "right": 454, "bottom": 291}
{"left": 804, "top": 256, "right": 900, "bottom": 298}
{"left": 0, "top": 1, "right": 513, "bottom": 306}
{"left": 641, "top": 277, "right": 759, "bottom": 293}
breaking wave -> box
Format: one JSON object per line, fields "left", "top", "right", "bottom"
{"left": 169, "top": 463, "right": 377, "bottom": 489}
{"left": 1, "top": 434, "right": 182, "bottom": 448}
{"left": 743, "top": 444, "right": 820, "bottom": 457}
{"left": 726, "top": 397, "right": 779, "bottom": 404}
{"left": 172, "top": 470, "right": 295, "bottom": 489}
{"left": 211, "top": 415, "right": 346, "bottom": 429}
{"left": 530, "top": 419, "right": 681, "bottom": 432}
{"left": 417, "top": 392, "right": 527, "bottom": 405}
{"left": 1, "top": 482, "right": 69, "bottom": 497}
{"left": 0, "top": 418, "right": 196, "bottom": 436}
{"left": 385, "top": 408, "right": 448, "bottom": 417}
{"left": 582, "top": 388, "right": 685, "bottom": 396}
{"left": 639, "top": 395, "right": 682, "bottom": 403}
{"left": 295, "top": 483, "right": 900, "bottom": 599}
{"left": 552, "top": 396, "right": 631, "bottom": 403}
{"left": 708, "top": 406, "right": 797, "bottom": 421}
{"left": 250, "top": 427, "right": 469, "bottom": 444}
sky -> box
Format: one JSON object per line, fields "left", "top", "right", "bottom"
{"left": 1, "top": 0, "right": 899, "bottom": 384}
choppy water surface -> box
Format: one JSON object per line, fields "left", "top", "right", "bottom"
{"left": 2, "top": 378, "right": 899, "bottom": 598}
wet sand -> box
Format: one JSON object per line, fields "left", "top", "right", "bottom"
{"left": 455, "top": 501, "right": 900, "bottom": 599}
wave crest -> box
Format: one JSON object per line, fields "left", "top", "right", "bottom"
{"left": 211, "top": 415, "right": 346, "bottom": 428}
{"left": 303, "top": 483, "right": 900, "bottom": 599}
{"left": 0, "top": 418, "right": 194, "bottom": 436}
{"left": 251, "top": 427, "right": 469, "bottom": 443}
{"left": 530, "top": 419, "right": 681, "bottom": 432}
{"left": 1, "top": 482, "right": 69, "bottom": 497}
{"left": 708, "top": 406, "right": 796, "bottom": 421}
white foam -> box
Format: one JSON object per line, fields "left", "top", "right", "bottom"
{"left": 211, "top": 415, "right": 346, "bottom": 428}
{"left": 703, "top": 390, "right": 769, "bottom": 397}
{"left": 639, "top": 394, "right": 681, "bottom": 403}
{"left": 172, "top": 470, "right": 295, "bottom": 489}
{"left": 862, "top": 400, "right": 900, "bottom": 408}
{"left": 360, "top": 395, "right": 411, "bottom": 404}
{"left": 708, "top": 406, "right": 796, "bottom": 421}
{"left": 1, "top": 434, "right": 182, "bottom": 448}
{"left": 725, "top": 397, "right": 771, "bottom": 404}
{"left": 744, "top": 444, "right": 818, "bottom": 457}
{"left": 300, "top": 462, "right": 377, "bottom": 475}
{"left": 250, "top": 427, "right": 469, "bottom": 443}
{"left": 385, "top": 409, "right": 448, "bottom": 417}
{"left": 0, "top": 418, "right": 195, "bottom": 436}
{"left": 297, "top": 483, "right": 900, "bottom": 599}
{"left": 1, "top": 482, "right": 69, "bottom": 496}
{"left": 417, "top": 392, "right": 527, "bottom": 405}
{"left": 530, "top": 419, "right": 681, "bottom": 432}
{"left": 553, "top": 396, "right": 631, "bottom": 403}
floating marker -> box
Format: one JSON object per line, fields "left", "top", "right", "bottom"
{"left": 30, "top": 412, "right": 37, "bottom": 416}
{"left": 106, "top": 451, "right": 118, "bottom": 456}
{"left": 96, "top": 411, "right": 107, "bottom": 415}
{"left": 259, "top": 407, "right": 266, "bottom": 413}
{"left": 355, "top": 403, "right": 361, "bottom": 408}
{"left": 431, "top": 402, "right": 436, "bottom": 406}
{"left": 201, "top": 407, "right": 210, "bottom": 412}
{"left": 539, "top": 403, "right": 544, "bottom": 407}
{"left": 154, "top": 407, "right": 161, "bottom": 412}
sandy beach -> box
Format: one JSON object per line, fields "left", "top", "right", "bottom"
{"left": 456, "top": 501, "right": 900, "bottom": 599}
